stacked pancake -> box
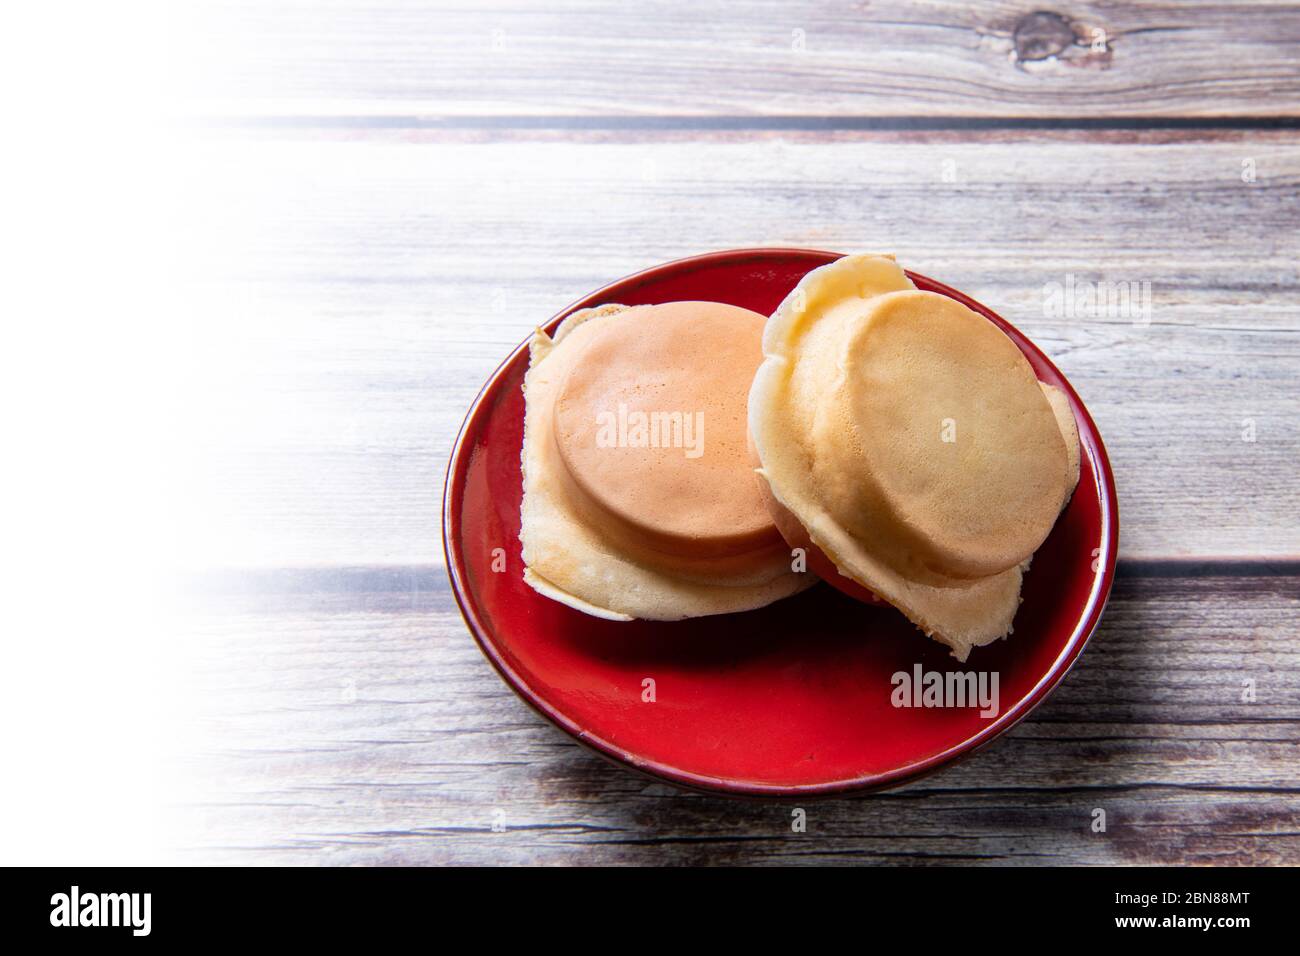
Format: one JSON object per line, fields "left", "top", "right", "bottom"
{"left": 519, "top": 255, "right": 1080, "bottom": 658}
{"left": 520, "top": 301, "right": 813, "bottom": 620}
{"left": 748, "top": 255, "right": 1080, "bottom": 659}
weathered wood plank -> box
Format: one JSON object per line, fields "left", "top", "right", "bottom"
{"left": 179, "top": 1, "right": 1300, "bottom": 119}
{"left": 162, "top": 570, "right": 1300, "bottom": 865}
{"left": 171, "top": 132, "right": 1300, "bottom": 567}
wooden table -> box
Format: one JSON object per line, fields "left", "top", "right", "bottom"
{"left": 170, "top": 2, "right": 1299, "bottom": 865}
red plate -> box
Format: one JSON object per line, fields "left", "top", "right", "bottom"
{"left": 443, "top": 249, "right": 1118, "bottom": 797}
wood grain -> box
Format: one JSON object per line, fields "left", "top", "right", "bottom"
{"left": 163, "top": 568, "right": 1300, "bottom": 865}
{"left": 162, "top": 3, "right": 1300, "bottom": 865}
{"left": 170, "top": 131, "right": 1300, "bottom": 568}
{"left": 178, "top": 1, "right": 1300, "bottom": 119}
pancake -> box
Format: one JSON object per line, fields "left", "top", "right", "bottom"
{"left": 748, "top": 254, "right": 1081, "bottom": 659}
{"left": 1041, "top": 381, "right": 1081, "bottom": 494}
{"left": 521, "top": 301, "right": 812, "bottom": 621}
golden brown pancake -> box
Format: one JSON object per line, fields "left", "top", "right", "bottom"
{"left": 816, "top": 289, "right": 1070, "bottom": 580}
{"left": 1041, "top": 381, "right": 1081, "bottom": 492}
{"left": 521, "top": 301, "right": 812, "bottom": 620}
{"left": 748, "top": 254, "right": 1081, "bottom": 659}
{"left": 551, "top": 302, "right": 783, "bottom": 573}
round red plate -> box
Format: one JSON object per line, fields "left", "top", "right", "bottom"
{"left": 443, "top": 249, "right": 1118, "bottom": 797}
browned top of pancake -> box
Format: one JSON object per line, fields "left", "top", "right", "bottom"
{"left": 551, "top": 301, "right": 779, "bottom": 560}
{"left": 835, "top": 290, "right": 1069, "bottom": 578}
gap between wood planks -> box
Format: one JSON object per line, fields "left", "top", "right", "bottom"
{"left": 192, "top": 115, "right": 1300, "bottom": 132}
{"left": 177, "top": 558, "right": 1300, "bottom": 599}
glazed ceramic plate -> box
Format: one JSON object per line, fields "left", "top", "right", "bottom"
{"left": 443, "top": 249, "right": 1118, "bottom": 797}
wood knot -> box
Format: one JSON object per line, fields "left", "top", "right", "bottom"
{"left": 1013, "top": 11, "right": 1076, "bottom": 61}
